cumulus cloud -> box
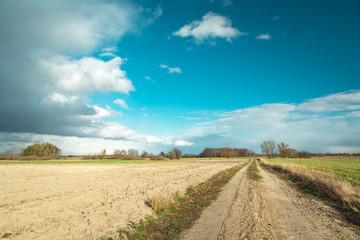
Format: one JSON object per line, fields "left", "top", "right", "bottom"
{"left": 160, "top": 64, "right": 182, "bottom": 74}
{"left": 256, "top": 33, "right": 271, "bottom": 40}
{"left": 40, "top": 56, "right": 135, "bottom": 94}
{"left": 113, "top": 99, "right": 130, "bottom": 110}
{"left": 45, "top": 93, "right": 79, "bottom": 105}
{"left": 0, "top": 0, "right": 138, "bottom": 125}
{"left": 183, "top": 91, "right": 360, "bottom": 153}
{"left": 173, "top": 12, "right": 244, "bottom": 44}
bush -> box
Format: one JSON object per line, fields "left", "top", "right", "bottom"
{"left": 298, "top": 151, "right": 311, "bottom": 158}
{"left": 150, "top": 155, "right": 168, "bottom": 160}
{"left": 121, "top": 155, "right": 144, "bottom": 160}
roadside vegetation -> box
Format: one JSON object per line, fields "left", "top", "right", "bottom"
{"left": 266, "top": 157, "right": 360, "bottom": 187}
{"left": 103, "top": 160, "right": 250, "bottom": 240}
{"left": 260, "top": 158, "right": 360, "bottom": 226}
{"left": 247, "top": 159, "right": 262, "bottom": 181}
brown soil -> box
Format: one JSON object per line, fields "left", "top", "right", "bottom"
{"left": 181, "top": 160, "right": 360, "bottom": 240}
{"left": 0, "top": 159, "right": 244, "bottom": 239}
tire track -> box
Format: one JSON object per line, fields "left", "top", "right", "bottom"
{"left": 181, "top": 160, "right": 360, "bottom": 240}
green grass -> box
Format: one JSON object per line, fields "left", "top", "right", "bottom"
{"left": 1, "top": 233, "right": 12, "bottom": 239}
{"left": 267, "top": 158, "right": 360, "bottom": 186}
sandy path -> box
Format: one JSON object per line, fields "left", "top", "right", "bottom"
{"left": 0, "top": 159, "right": 244, "bottom": 239}
{"left": 182, "top": 160, "right": 360, "bottom": 239}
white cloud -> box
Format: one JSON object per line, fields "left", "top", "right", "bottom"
{"left": 141, "top": 5, "right": 163, "bottom": 24}
{"left": 101, "top": 47, "right": 117, "bottom": 52}
{"left": 0, "top": 1, "right": 138, "bottom": 56}
{"left": 113, "top": 99, "right": 130, "bottom": 110}
{"left": 256, "top": 33, "right": 271, "bottom": 40}
{"left": 174, "top": 140, "right": 194, "bottom": 146}
{"left": 0, "top": 0, "right": 195, "bottom": 155}
{"left": 0, "top": 132, "right": 162, "bottom": 155}
{"left": 160, "top": 64, "right": 182, "bottom": 74}
{"left": 46, "top": 93, "right": 79, "bottom": 105}
{"left": 100, "top": 47, "right": 118, "bottom": 57}
{"left": 179, "top": 116, "right": 203, "bottom": 120}
{"left": 40, "top": 56, "right": 135, "bottom": 94}
{"left": 183, "top": 91, "right": 360, "bottom": 153}
{"left": 88, "top": 105, "right": 121, "bottom": 119}
{"left": 99, "top": 52, "right": 117, "bottom": 58}
{"left": 144, "top": 76, "right": 156, "bottom": 84}
{"left": 173, "top": 12, "right": 244, "bottom": 44}
{"left": 298, "top": 90, "right": 360, "bottom": 112}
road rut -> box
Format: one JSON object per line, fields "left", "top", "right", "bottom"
{"left": 181, "top": 160, "right": 360, "bottom": 240}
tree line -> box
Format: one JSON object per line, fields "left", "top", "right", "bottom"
{"left": 260, "top": 140, "right": 311, "bottom": 158}
{"left": 15, "top": 141, "right": 358, "bottom": 160}
{"left": 199, "top": 147, "right": 255, "bottom": 158}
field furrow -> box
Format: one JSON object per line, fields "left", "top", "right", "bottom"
{"left": 0, "top": 159, "right": 245, "bottom": 239}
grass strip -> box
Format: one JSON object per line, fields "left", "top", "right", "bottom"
{"left": 259, "top": 158, "right": 360, "bottom": 226}
{"left": 107, "top": 160, "right": 250, "bottom": 240}
{"left": 247, "top": 160, "right": 262, "bottom": 181}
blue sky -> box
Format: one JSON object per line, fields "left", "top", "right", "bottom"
{"left": 0, "top": 0, "right": 359, "bottom": 155}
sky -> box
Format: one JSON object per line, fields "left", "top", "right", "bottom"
{"left": 0, "top": 0, "right": 359, "bottom": 155}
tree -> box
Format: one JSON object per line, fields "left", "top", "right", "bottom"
{"left": 128, "top": 149, "right": 139, "bottom": 156}
{"left": 221, "top": 147, "right": 236, "bottom": 158}
{"left": 235, "top": 148, "right": 249, "bottom": 157}
{"left": 168, "top": 150, "right": 176, "bottom": 159}
{"left": 101, "top": 149, "right": 106, "bottom": 159}
{"left": 277, "top": 142, "right": 290, "bottom": 158}
{"left": 159, "top": 151, "right": 165, "bottom": 157}
{"left": 260, "top": 140, "right": 276, "bottom": 158}
{"left": 141, "top": 151, "right": 149, "bottom": 158}
{"left": 172, "top": 148, "right": 182, "bottom": 159}
{"left": 23, "top": 142, "right": 61, "bottom": 157}
{"left": 113, "top": 149, "right": 122, "bottom": 158}
{"left": 121, "top": 150, "right": 127, "bottom": 156}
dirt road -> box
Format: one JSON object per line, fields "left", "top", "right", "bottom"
{"left": 182, "top": 160, "right": 360, "bottom": 239}
{"left": 0, "top": 159, "right": 244, "bottom": 239}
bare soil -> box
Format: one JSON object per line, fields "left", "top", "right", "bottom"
{"left": 181, "top": 160, "right": 360, "bottom": 240}
{"left": 0, "top": 159, "right": 244, "bottom": 239}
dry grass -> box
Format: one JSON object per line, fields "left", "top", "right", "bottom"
{"left": 247, "top": 159, "right": 262, "bottom": 181}
{"left": 260, "top": 158, "right": 360, "bottom": 225}
{"left": 149, "top": 193, "right": 176, "bottom": 212}
{"left": 149, "top": 155, "right": 168, "bottom": 161}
